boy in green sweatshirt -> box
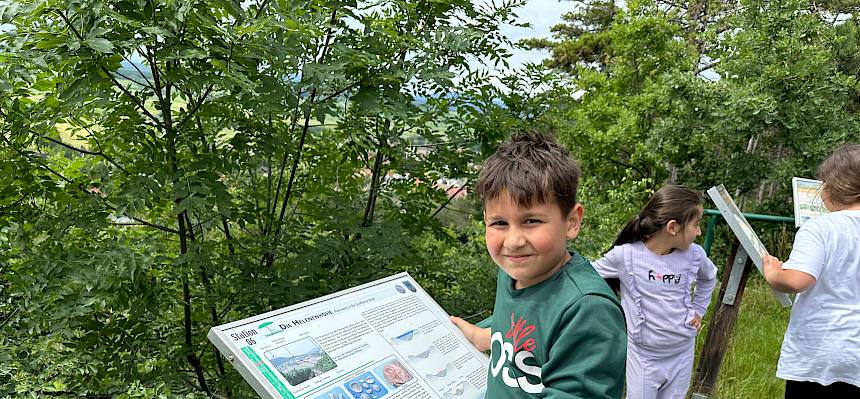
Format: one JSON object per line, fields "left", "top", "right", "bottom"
{"left": 450, "top": 132, "right": 626, "bottom": 398}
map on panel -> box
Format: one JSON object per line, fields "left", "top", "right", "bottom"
{"left": 791, "top": 177, "right": 828, "bottom": 228}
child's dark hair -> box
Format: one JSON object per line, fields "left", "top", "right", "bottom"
{"left": 612, "top": 185, "right": 702, "bottom": 248}
{"left": 817, "top": 143, "right": 860, "bottom": 207}
{"left": 475, "top": 132, "right": 580, "bottom": 215}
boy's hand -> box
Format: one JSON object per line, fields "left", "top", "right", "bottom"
{"left": 688, "top": 313, "right": 703, "bottom": 331}
{"left": 449, "top": 316, "right": 491, "bottom": 352}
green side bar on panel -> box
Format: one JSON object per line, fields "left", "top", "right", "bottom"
{"left": 242, "top": 346, "right": 262, "bottom": 362}
{"left": 242, "top": 346, "right": 296, "bottom": 399}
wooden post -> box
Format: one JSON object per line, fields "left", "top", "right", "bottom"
{"left": 691, "top": 240, "right": 753, "bottom": 398}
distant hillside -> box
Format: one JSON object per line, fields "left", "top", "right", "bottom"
{"left": 113, "top": 62, "right": 507, "bottom": 109}
{"left": 118, "top": 60, "right": 153, "bottom": 82}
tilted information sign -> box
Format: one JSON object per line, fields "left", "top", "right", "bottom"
{"left": 791, "top": 177, "right": 828, "bottom": 228}
{"left": 707, "top": 184, "right": 793, "bottom": 307}
{"left": 208, "top": 272, "right": 488, "bottom": 399}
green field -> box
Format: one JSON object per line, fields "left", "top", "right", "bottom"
{"left": 695, "top": 276, "right": 791, "bottom": 398}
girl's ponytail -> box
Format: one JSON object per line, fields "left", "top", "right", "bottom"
{"left": 611, "top": 214, "right": 648, "bottom": 248}
{"left": 608, "top": 185, "right": 703, "bottom": 251}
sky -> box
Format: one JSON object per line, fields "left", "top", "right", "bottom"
{"left": 499, "top": 0, "right": 720, "bottom": 80}
{"left": 496, "top": 0, "right": 579, "bottom": 71}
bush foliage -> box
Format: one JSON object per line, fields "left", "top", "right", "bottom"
{"left": 2, "top": 0, "right": 859, "bottom": 397}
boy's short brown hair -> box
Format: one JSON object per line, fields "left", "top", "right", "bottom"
{"left": 475, "top": 132, "right": 580, "bottom": 215}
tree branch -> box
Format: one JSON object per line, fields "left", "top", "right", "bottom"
{"left": 183, "top": 375, "right": 229, "bottom": 399}
{"left": 40, "top": 134, "right": 100, "bottom": 155}
{"left": 696, "top": 59, "right": 719, "bottom": 74}
{"left": 112, "top": 69, "right": 149, "bottom": 89}
{"left": 4, "top": 101, "right": 133, "bottom": 176}
{"left": 37, "top": 392, "right": 112, "bottom": 399}
{"left": 406, "top": 140, "right": 473, "bottom": 149}
{"left": 183, "top": 274, "right": 211, "bottom": 395}
{"left": 175, "top": 17, "right": 238, "bottom": 132}
{"left": 175, "top": 83, "right": 215, "bottom": 130}
{"left": 263, "top": 86, "right": 317, "bottom": 268}
{"left": 43, "top": 114, "right": 132, "bottom": 175}
{"left": 431, "top": 179, "right": 471, "bottom": 219}
{"left": 73, "top": 116, "right": 133, "bottom": 176}
{"left": 0, "top": 195, "right": 30, "bottom": 216}
{"left": 264, "top": 7, "right": 339, "bottom": 251}
{"left": 362, "top": 120, "right": 388, "bottom": 227}
{"left": 313, "top": 81, "right": 361, "bottom": 105}
{"left": 122, "top": 50, "right": 156, "bottom": 90}
{"left": 0, "top": 308, "right": 18, "bottom": 329}
{"left": 265, "top": 90, "right": 306, "bottom": 236}
{"left": 124, "top": 214, "right": 180, "bottom": 234}
{"left": 142, "top": 45, "right": 170, "bottom": 127}
{"left": 2, "top": 134, "right": 179, "bottom": 234}
{"left": 607, "top": 156, "right": 649, "bottom": 180}
{"left": 55, "top": 9, "right": 164, "bottom": 128}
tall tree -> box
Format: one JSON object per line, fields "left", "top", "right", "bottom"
{"left": 0, "top": 0, "right": 523, "bottom": 395}
{"left": 517, "top": 0, "right": 860, "bottom": 256}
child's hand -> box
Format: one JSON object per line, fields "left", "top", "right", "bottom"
{"left": 688, "top": 313, "right": 703, "bottom": 331}
{"left": 762, "top": 254, "right": 784, "bottom": 284}
{"left": 449, "top": 316, "right": 491, "bottom": 352}
{"left": 761, "top": 253, "right": 816, "bottom": 293}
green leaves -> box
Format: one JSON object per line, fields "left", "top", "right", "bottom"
{"left": 0, "top": 1, "right": 39, "bottom": 23}
{"left": 1, "top": 0, "right": 525, "bottom": 396}
{"left": 527, "top": 0, "right": 860, "bottom": 259}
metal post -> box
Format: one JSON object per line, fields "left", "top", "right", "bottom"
{"left": 722, "top": 246, "right": 749, "bottom": 305}
{"left": 690, "top": 208, "right": 795, "bottom": 397}
{"left": 703, "top": 214, "right": 718, "bottom": 256}
{"left": 691, "top": 240, "right": 754, "bottom": 398}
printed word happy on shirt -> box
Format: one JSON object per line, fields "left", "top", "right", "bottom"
{"left": 648, "top": 269, "right": 682, "bottom": 284}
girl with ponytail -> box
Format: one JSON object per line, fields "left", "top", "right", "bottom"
{"left": 592, "top": 185, "right": 718, "bottom": 399}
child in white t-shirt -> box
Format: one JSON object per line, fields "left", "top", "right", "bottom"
{"left": 763, "top": 144, "right": 860, "bottom": 398}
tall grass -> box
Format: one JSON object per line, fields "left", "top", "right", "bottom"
{"left": 694, "top": 276, "right": 792, "bottom": 398}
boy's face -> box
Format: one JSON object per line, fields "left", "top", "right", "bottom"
{"left": 484, "top": 192, "right": 583, "bottom": 289}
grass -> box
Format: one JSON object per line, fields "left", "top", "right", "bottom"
{"left": 694, "top": 275, "right": 792, "bottom": 398}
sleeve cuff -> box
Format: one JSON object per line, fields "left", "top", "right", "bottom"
{"left": 475, "top": 315, "right": 492, "bottom": 329}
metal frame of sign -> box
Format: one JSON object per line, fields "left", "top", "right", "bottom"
{"left": 706, "top": 184, "right": 792, "bottom": 307}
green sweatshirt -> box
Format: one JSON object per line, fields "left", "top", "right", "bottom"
{"left": 484, "top": 252, "right": 626, "bottom": 398}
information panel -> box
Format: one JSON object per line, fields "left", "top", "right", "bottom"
{"left": 791, "top": 177, "right": 828, "bottom": 227}
{"left": 707, "top": 184, "right": 792, "bottom": 307}
{"left": 208, "top": 273, "right": 488, "bottom": 399}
